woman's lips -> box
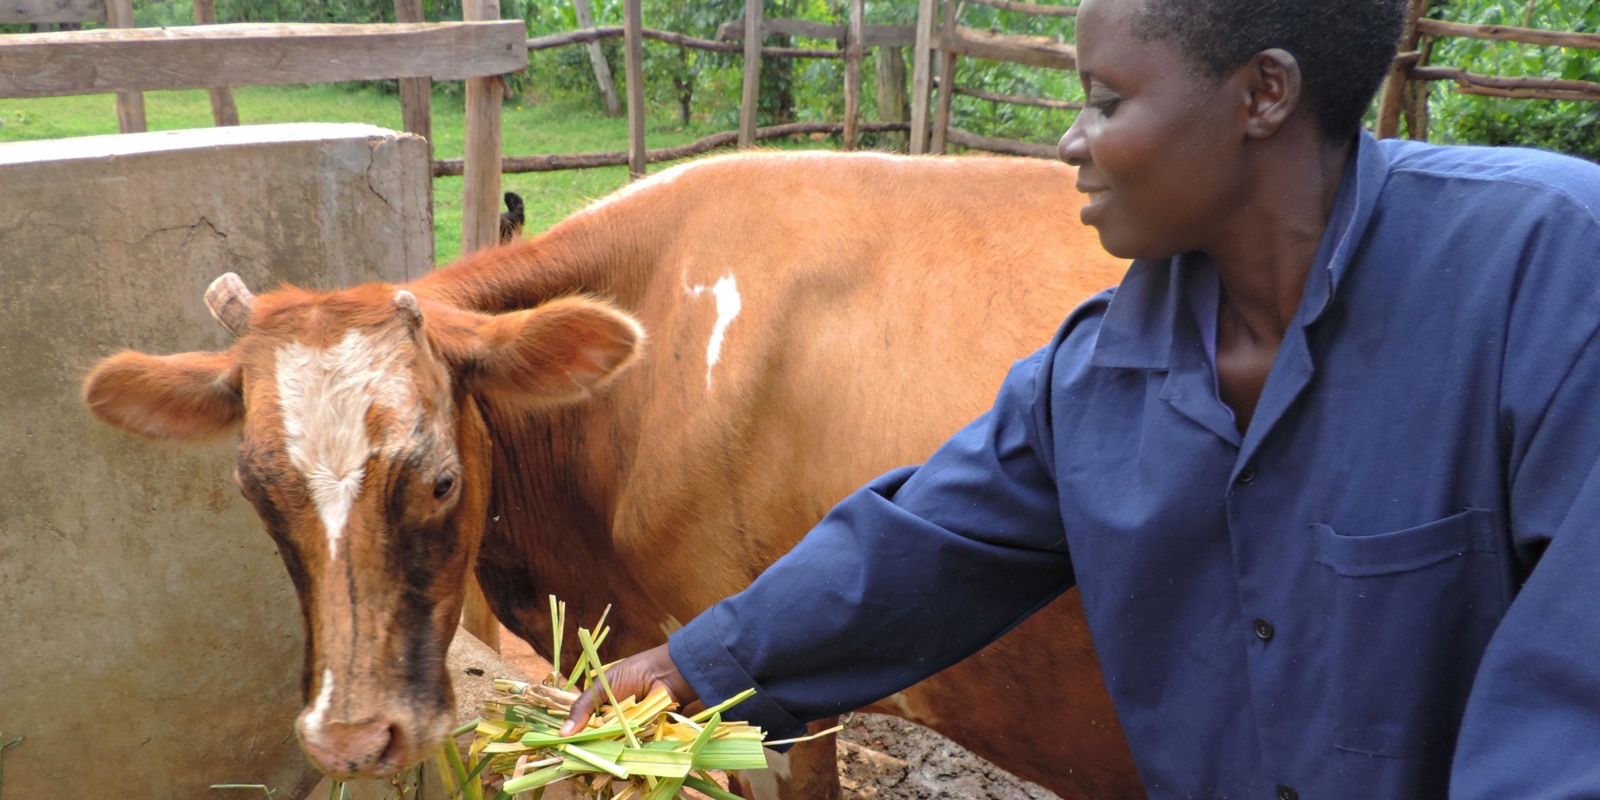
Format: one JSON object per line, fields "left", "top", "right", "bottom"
{"left": 1080, "top": 188, "right": 1110, "bottom": 224}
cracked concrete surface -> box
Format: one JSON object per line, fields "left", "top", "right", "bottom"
{"left": 0, "top": 124, "right": 432, "bottom": 800}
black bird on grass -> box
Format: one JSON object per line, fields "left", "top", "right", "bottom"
{"left": 499, "top": 191, "right": 525, "bottom": 245}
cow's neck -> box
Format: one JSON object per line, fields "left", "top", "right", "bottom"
{"left": 423, "top": 196, "right": 676, "bottom": 663}
{"left": 410, "top": 198, "right": 672, "bottom": 315}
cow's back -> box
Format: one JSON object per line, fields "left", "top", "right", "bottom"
{"left": 478, "top": 152, "right": 1139, "bottom": 799}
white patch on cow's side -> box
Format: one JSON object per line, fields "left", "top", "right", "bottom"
{"left": 304, "top": 667, "right": 336, "bottom": 732}
{"left": 658, "top": 615, "right": 684, "bottom": 639}
{"left": 275, "top": 329, "right": 416, "bottom": 562}
{"left": 684, "top": 274, "right": 742, "bottom": 389}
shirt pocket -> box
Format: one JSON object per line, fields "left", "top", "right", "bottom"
{"left": 1312, "top": 508, "right": 1509, "bottom": 759}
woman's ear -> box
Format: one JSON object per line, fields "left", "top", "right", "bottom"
{"left": 1243, "top": 47, "right": 1303, "bottom": 140}
{"left": 83, "top": 350, "right": 244, "bottom": 441}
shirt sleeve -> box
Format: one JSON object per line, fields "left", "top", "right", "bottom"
{"left": 667, "top": 345, "right": 1075, "bottom": 741}
{"left": 1451, "top": 202, "right": 1600, "bottom": 795}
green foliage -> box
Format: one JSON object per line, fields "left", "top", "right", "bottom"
{"left": 12, "top": 0, "right": 1597, "bottom": 161}
{"left": 1425, "top": 0, "right": 1600, "bottom": 161}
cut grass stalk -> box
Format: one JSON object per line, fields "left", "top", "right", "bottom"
{"left": 681, "top": 775, "right": 745, "bottom": 800}
{"left": 691, "top": 689, "right": 759, "bottom": 724}
{"left": 578, "top": 627, "right": 642, "bottom": 751}
{"left": 549, "top": 595, "right": 565, "bottom": 680}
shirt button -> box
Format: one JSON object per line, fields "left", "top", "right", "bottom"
{"left": 1237, "top": 464, "right": 1258, "bottom": 484}
{"left": 1276, "top": 785, "right": 1298, "bottom": 800}
{"left": 1254, "top": 619, "right": 1275, "bottom": 641}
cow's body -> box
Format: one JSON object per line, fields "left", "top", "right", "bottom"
{"left": 85, "top": 151, "right": 1141, "bottom": 798}
{"left": 415, "top": 152, "right": 1138, "bottom": 799}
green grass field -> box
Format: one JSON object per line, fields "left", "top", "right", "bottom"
{"left": 0, "top": 83, "right": 827, "bottom": 263}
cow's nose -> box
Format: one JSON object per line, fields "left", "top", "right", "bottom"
{"left": 299, "top": 719, "right": 400, "bottom": 779}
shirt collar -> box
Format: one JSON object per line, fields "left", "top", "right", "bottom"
{"left": 1091, "top": 131, "right": 1392, "bottom": 370}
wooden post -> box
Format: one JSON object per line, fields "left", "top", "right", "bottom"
{"left": 931, "top": 51, "right": 956, "bottom": 153}
{"left": 930, "top": 0, "right": 957, "bottom": 154}
{"left": 1402, "top": 33, "right": 1434, "bottom": 141}
{"left": 461, "top": 0, "right": 504, "bottom": 652}
{"left": 623, "top": 0, "right": 646, "bottom": 178}
{"left": 1376, "top": 0, "right": 1431, "bottom": 138}
{"left": 394, "top": 0, "right": 432, "bottom": 144}
{"left": 192, "top": 0, "right": 239, "bottom": 126}
{"left": 572, "top": 0, "right": 621, "bottom": 117}
{"left": 842, "top": 0, "right": 864, "bottom": 150}
{"left": 908, "top": 0, "right": 936, "bottom": 154}
{"left": 104, "top": 0, "right": 146, "bottom": 134}
{"left": 738, "top": 0, "right": 763, "bottom": 149}
{"left": 876, "top": 45, "right": 910, "bottom": 151}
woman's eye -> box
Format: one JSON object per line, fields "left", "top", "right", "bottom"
{"left": 1087, "top": 87, "right": 1120, "bottom": 116}
{"left": 432, "top": 474, "right": 457, "bottom": 500}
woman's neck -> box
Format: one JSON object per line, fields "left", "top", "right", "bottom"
{"left": 1208, "top": 129, "right": 1355, "bottom": 345}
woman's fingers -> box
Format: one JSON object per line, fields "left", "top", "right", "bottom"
{"left": 557, "top": 643, "right": 697, "bottom": 736}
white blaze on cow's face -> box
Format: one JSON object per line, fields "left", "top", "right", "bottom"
{"left": 274, "top": 328, "right": 425, "bottom": 563}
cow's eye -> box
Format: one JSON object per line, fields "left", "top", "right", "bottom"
{"left": 432, "top": 474, "right": 457, "bottom": 501}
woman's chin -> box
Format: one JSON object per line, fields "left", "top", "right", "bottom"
{"left": 1082, "top": 212, "right": 1183, "bottom": 261}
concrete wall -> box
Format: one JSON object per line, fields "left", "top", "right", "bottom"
{"left": 0, "top": 123, "right": 432, "bottom": 798}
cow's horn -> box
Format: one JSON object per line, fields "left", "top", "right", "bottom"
{"left": 393, "top": 290, "right": 424, "bottom": 331}
{"left": 204, "top": 273, "right": 254, "bottom": 337}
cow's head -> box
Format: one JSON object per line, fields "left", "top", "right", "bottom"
{"left": 82, "top": 274, "right": 643, "bottom": 778}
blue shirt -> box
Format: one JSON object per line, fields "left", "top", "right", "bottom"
{"left": 669, "top": 133, "right": 1600, "bottom": 798}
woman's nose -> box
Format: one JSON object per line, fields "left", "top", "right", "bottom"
{"left": 1058, "top": 115, "right": 1088, "bottom": 166}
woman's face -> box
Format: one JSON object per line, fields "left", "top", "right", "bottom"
{"left": 1059, "top": 0, "right": 1253, "bottom": 260}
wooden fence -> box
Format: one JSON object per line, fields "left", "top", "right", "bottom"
{"left": 1377, "top": 0, "right": 1600, "bottom": 140}
{"left": 504, "top": 0, "right": 1082, "bottom": 174}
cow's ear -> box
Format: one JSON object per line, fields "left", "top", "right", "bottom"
{"left": 450, "top": 296, "right": 645, "bottom": 409}
{"left": 83, "top": 350, "right": 244, "bottom": 441}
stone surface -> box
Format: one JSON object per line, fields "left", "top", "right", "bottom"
{"left": 0, "top": 123, "right": 432, "bottom": 800}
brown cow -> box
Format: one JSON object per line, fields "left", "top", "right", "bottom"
{"left": 82, "top": 151, "right": 1140, "bottom": 799}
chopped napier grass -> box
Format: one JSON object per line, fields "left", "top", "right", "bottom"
{"left": 429, "top": 595, "right": 842, "bottom": 799}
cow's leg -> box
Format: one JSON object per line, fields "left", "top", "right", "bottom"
{"left": 730, "top": 719, "right": 842, "bottom": 800}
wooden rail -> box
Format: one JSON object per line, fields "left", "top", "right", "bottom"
{"left": 0, "top": 22, "right": 528, "bottom": 98}
{"left": 1410, "top": 65, "right": 1600, "bottom": 101}
{"left": 432, "top": 121, "right": 912, "bottom": 176}
{"left": 715, "top": 17, "right": 915, "bottom": 47}
{"left": 527, "top": 26, "right": 842, "bottom": 59}
{"left": 931, "top": 26, "right": 1077, "bottom": 70}
{"left": 963, "top": 0, "right": 1077, "bottom": 17}
{"left": 947, "top": 125, "right": 1056, "bottom": 158}
{"left": 1415, "top": 17, "right": 1600, "bottom": 50}
{"left": 942, "top": 80, "right": 1082, "bottom": 110}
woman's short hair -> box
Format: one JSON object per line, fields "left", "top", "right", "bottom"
{"left": 1137, "top": 0, "right": 1407, "bottom": 140}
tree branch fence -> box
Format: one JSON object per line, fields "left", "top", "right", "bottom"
{"left": 1376, "top": 0, "right": 1600, "bottom": 140}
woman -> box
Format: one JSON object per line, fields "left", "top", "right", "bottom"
{"left": 564, "top": 0, "right": 1600, "bottom": 795}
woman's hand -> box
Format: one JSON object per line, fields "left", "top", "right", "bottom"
{"left": 558, "top": 643, "right": 698, "bottom": 736}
